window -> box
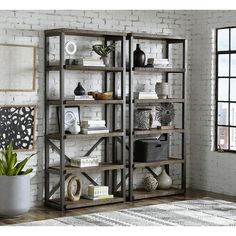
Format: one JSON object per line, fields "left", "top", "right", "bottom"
{"left": 216, "top": 27, "right": 236, "bottom": 152}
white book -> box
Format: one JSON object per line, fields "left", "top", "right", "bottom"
{"left": 81, "top": 120, "right": 106, "bottom": 126}
{"left": 83, "top": 194, "right": 113, "bottom": 200}
{"left": 82, "top": 125, "right": 107, "bottom": 129}
{"left": 74, "top": 95, "right": 94, "bottom": 100}
{"left": 81, "top": 129, "right": 109, "bottom": 134}
{"left": 82, "top": 63, "right": 105, "bottom": 67}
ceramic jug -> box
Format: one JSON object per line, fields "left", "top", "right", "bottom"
{"left": 157, "top": 169, "right": 172, "bottom": 189}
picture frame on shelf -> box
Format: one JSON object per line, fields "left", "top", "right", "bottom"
{"left": 57, "top": 106, "right": 80, "bottom": 133}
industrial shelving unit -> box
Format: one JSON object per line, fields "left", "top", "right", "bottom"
{"left": 44, "top": 28, "right": 126, "bottom": 210}
{"left": 127, "top": 32, "right": 187, "bottom": 201}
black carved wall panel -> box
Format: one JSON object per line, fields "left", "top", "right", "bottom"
{"left": 0, "top": 106, "right": 35, "bottom": 150}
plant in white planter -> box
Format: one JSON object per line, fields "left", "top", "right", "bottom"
{"left": 92, "top": 43, "right": 116, "bottom": 66}
{"left": 0, "top": 142, "right": 36, "bottom": 217}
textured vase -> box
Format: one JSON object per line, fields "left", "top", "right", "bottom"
{"left": 157, "top": 169, "right": 172, "bottom": 189}
{"left": 143, "top": 175, "right": 158, "bottom": 192}
{"left": 74, "top": 82, "right": 85, "bottom": 96}
{"left": 0, "top": 175, "right": 31, "bottom": 217}
{"left": 134, "top": 108, "right": 153, "bottom": 130}
{"left": 134, "top": 44, "right": 146, "bottom": 67}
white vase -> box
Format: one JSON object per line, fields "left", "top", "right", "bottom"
{"left": 69, "top": 122, "right": 81, "bottom": 134}
{"left": 157, "top": 169, "right": 172, "bottom": 189}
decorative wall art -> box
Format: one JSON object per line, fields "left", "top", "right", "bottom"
{"left": 57, "top": 106, "right": 81, "bottom": 133}
{"left": 0, "top": 44, "right": 36, "bottom": 91}
{"left": 0, "top": 106, "right": 35, "bottom": 150}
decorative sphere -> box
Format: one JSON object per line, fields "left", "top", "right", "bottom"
{"left": 143, "top": 175, "right": 158, "bottom": 192}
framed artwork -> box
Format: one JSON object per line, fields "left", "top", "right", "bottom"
{"left": 0, "top": 44, "right": 36, "bottom": 92}
{"left": 0, "top": 106, "right": 35, "bottom": 150}
{"left": 57, "top": 106, "right": 80, "bottom": 133}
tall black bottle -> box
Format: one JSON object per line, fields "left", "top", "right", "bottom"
{"left": 133, "top": 44, "right": 146, "bottom": 67}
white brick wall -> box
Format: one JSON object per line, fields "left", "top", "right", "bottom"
{"left": 190, "top": 10, "right": 236, "bottom": 196}
{"left": 0, "top": 10, "right": 192, "bottom": 206}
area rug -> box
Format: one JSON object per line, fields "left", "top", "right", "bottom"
{"left": 16, "top": 198, "right": 236, "bottom": 226}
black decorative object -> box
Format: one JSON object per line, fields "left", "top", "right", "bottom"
{"left": 155, "top": 103, "right": 175, "bottom": 126}
{"left": 134, "top": 135, "right": 168, "bottom": 162}
{"left": 74, "top": 82, "right": 85, "bottom": 96}
{"left": 0, "top": 106, "right": 35, "bottom": 150}
{"left": 134, "top": 44, "right": 146, "bottom": 67}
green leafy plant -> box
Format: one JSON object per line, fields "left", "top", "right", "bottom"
{"left": 92, "top": 43, "right": 116, "bottom": 58}
{"left": 0, "top": 142, "right": 37, "bottom": 176}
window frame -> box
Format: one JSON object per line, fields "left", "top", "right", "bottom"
{"left": 215, "top": 26, "right": 236, "bottom": 152}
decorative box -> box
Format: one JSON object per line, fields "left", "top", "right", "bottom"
{"left": 88, "top": 185, "right": 109, "bottom": 197}
{"left": 70, "top": 156, "right": 99, "bottom": 168}
{"left": 134, "top": 135, "right": 169, "bottom": 162}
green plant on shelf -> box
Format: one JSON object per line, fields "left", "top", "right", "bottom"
{"left": 92, "top": 43, "right": 116, "bottom": 58}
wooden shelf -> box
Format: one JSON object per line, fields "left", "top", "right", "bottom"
{"left": 47, "top": 131, "right": 124, "bottom": 140}
{"left": 133, "top": 98, "right": 184, "bottom": 105}
{"left": 132, "top": 128, "right": 184, "bottom": 136}
{"left": 127, "top": 32, "right": 185, "bottom": 42}
{"left": 45, "top": 28, "right": 126, "bottom": 37}
{"left": 132, "top": 67, "right": 185, "bottom": 73}
{"left": 46, "top": 65, "right": 124, "bottom": 72}
{"left": 132, "top": 188, "right": 184, "bottom": 200}
{"left": 49, "top": 197, "right": 124, "bottom": 210}
{"left": 133, "top": 158, "right": 184, "bottom": 168}
{"left": 47, "top": 99, "right": 124, "bottom": 105}
{"left": 49, "top": 163, "right": 124, "bottom": 174}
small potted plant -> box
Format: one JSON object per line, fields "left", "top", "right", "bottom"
{"left": 92, "top": 43, "right": 116, "bottom": 66}
{"left": 0, "top": 142, "right": 37, "bottom": 217}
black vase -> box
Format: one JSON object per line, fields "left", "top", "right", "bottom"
{"left": 74, "top": 82, "right": 85, "bottom": 96}
{"left": 134, "top": 44, "right": 146, "bottom": 67}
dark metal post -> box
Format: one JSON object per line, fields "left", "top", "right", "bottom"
{"left": 128, "top": 35, "right": 134, "bottom": 201}
{"left": 44, "top": 34, "right": 50, "bottom": 205}
{"left": 181, "top": 39, "right": 187, "bottom": 191}
{"left": 121, "top": 36, "right": 126, "bottom": 200}
{"left": 59, "top": 32, "right": 65, "bottom": 210}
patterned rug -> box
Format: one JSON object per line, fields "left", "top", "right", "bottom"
{"left": 17, "top": 198, "right": 236, "bottom": 226}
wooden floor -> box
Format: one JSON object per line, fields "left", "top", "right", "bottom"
{"left": 1, "top": 188, "right": 236, "bottom": 225}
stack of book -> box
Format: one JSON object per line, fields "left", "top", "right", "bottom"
{"left": 84, "top": 185, "right": 113, "bottom": 200}
{"left": 70, "top": 156, "right": 99, "bottom": 167}
{"left": 81, "top": 120, "right": 109, "bottom": 134}
{"left": 147, "top": 58, "right": 171, "bottom": 68}
{"left": 134, "top": 92, "right": 159, "bottom": 99}
{"left": 74, "top": 95, "right": 94, "bottom": 100}
{"left": 78, "top": 58, "right": 105, "bottom": 67}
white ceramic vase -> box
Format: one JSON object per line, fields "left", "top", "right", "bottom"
{"left": 69, "top": 122, "right": 81, "bottom": 134}
{"left": 157, "top": 169, "right": 172, "bottom": 189}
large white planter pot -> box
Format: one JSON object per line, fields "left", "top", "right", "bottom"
{"left": 0, "top": 175, "right": 31, "bottom": 217}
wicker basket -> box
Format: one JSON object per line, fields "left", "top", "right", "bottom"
{"left": 89, "top": 91, "right": 113, "bottom": 100}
